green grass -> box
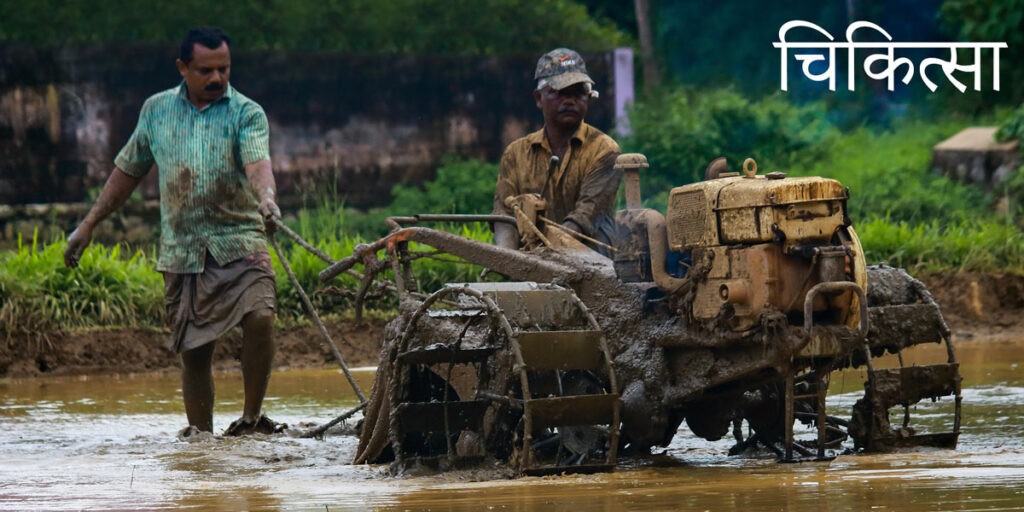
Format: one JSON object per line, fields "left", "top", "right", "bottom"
{"left": 5, "top": 110, "right": 1024, "bottom": 337}
{"left": 780, "top": 115, "right": 1024, "bottom": 274}
{"left": 858, "top": 217, "right": 1024, "bottom": 274}
{"left": 0, "top": 232, "right": 163, "bottom": 337}
{"left": 0, "top": 216, "right": 494, "bottom": 336}
{"left": 783, "top": 117, "right": 995, "bottom": 224}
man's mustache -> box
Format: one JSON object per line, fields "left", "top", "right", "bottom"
{"left": 557, "top": 106, "right": 579, "bottom": 113}
{"left": 204, "top": 83, "right": 224, "bottom": 92}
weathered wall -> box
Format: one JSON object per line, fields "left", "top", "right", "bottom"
{"left": 0, "top": 46, "right": 629, "bottom": 212}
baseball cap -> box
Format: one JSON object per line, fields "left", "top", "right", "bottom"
{"left": 534, "top": 48, "right": 595, "bottom": 92}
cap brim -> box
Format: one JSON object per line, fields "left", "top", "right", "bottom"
{"left": 547, "top": 72, "right": 594, "bottom": 91}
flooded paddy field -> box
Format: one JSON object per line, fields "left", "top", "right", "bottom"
{"left": 1, "top": 337, "right": 1022, "bottom": 511}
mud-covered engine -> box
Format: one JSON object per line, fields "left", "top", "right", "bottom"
{"left": 663, "top": 159, "right": 866, "bottom": 332}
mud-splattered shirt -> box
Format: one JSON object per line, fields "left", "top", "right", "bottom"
{"left": 114, "top": 82, "right": 270, "bottom": 273}
{"left": 492, "top": 122, "right": 622, "bottom": 240}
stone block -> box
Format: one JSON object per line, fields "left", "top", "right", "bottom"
{"left": 932, "top": 127, "right": 1019, "bottom": 190}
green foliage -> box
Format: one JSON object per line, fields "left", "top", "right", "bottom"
{"left": 786, "top": 118, "right": 992, "bottom": 224}
{"left": 0, "top": 204, "right": 494, "bottom": 334}
{"left": 996, "top": 103, "right": 1024, "bottom": 144}
{"left": 624, "top": 87, "right": 837, "bottom": 198}
{"left": 388, "top": 157, "right": 498, "bottom": 216}
{"left": 0, "top": 232, "right": 163, "bottom": 336}
{"left": 0, "top": 0, "right": 627, "bottom": 54}
{"left": 993, "top": 103, "right": 1024, "bottom": 221}
{"left": 858, "top": 217, "right": 1024, "bottom": 274}
{"left": 940, "top": 0, "right": 1024, "bottom": 104}
{"left": 653, "top": 1, "right": 847, "bottom": 93}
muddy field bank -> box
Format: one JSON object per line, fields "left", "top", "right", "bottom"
{"left": 0, "top": 319, "right": 386, "bottom": 379}
{"left": 1, "top": 271, "right": 1022, "bottom": 379}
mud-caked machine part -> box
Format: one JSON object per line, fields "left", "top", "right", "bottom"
{"left": 337, "top": 153, "right": 962, "bottom": 474}
{"left": 376, "top": 282, "right": 620, "bottom": 475}
{"left": 847, "top": 265, "right": 962, "bottom": 452}
{"left": 727, "top": 266, "right": 962, "bottom": 460}
{"left": 384, "top": 285, "right": 514, "bottom": 471}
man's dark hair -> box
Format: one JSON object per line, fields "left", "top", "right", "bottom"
{"left": 179, "top": 27, "right": 230, "bottom": 63}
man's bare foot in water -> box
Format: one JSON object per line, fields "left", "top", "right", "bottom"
{"left": 223, "top": 414, "right": 287, "bottom": 436}
{"left": 177, "top": 425, "right": 214, "bottom": 441}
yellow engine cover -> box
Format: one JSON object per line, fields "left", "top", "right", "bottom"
{"left": 667, "top": 175, "right": 849, "bottom": 252}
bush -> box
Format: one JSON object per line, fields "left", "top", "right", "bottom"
{"left": 0, "top": 233, "right": 163, "bottom": 337}
{"left": 623, "top": 88, "right": 837, "bottom": 200}
{"left": 858, "top": 217, "right": 1024, "bottom": 274}
{"left": 388, "top": 156, "right": 498, "bottom": 216}
{"left": 940, "top": 0, "right": 1024, "bottom": 105}
{"left": 788, "top": 119, "right": 993, "bottom": 224}
{"left": 997, "top": 103, "right": 1024, "bottom": 145}
{"left": 0, "top": 0, "right": 628, "bottom": 54}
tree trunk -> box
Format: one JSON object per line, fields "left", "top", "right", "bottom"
{"left": 634, "top": 0, "right": 661, "bottom": 95}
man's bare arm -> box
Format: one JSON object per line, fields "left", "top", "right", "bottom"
{"left": 494, "top": 222, "right": 519, "bottom": 250}
{"left": 245, "top": 159, "right": 280, "bottom": 231}
{"left": 63, "top": 168, "right": 142, "bottom": 267}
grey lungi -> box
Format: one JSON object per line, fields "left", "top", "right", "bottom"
{"left": 163, "top": 251, "right": 276, "bottom": 353}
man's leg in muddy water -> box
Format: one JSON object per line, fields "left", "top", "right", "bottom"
{"left": 181, "top": 342, "right": 216, "bottom": 432}
{"left": 240, "top": 308, "right": 275, "bottom": 421}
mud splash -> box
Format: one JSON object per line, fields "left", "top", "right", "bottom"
{"left": 1, "top": 339, "right": 1022, "bottom": 511}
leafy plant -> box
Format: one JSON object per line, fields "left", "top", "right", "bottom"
{"left": 996, "top": 103, "right": 1024, "bottom": 145}
{"left": 623, "top": 87, "right": 837, "bottom": 199}
{"left": 0, "top": 0, "right": 628, "bottom": 54}
{"left": 787, "top": 118, "right": 993, "bottom": 224}
{"left": 940, "top": 0, "right": 1024, "bottom": 105}
{"left": 858, "top": 216, "right": 1024, "bottom": 274}
{"left": 0, "top": 232, "right": 163, "bottom": 337}
{"left": 388, "top": 156, "right": 498, "bottom": 216}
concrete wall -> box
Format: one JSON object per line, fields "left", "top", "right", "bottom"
{"left": 0, "top": 46, "right": 632, "bottom": 213}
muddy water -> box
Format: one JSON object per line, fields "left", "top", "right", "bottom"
{"left": 2, "top": 338, "right": 1023, "bottom": 511}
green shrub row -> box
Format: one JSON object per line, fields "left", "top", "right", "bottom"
{"left": 623, "top": 88, "right": 838, "bottom": 200}
{"left": 857, "top": 217, "right": 1024, "bottom": 275}
{"left": 0, "top": 0, "right": 627, "bottom": 54}
{"left": 0, "top": 233, "right": 163, "bottom": 337}
{"left": 784, "top": 118, "right": 995, "bottom": 224}
{"left": 0, "top": 222, "right": 492, "bottom": 336}
{"left": 6, "top": 210, "right": 1022, "bottom": 336}
{"left": 4, "top": 91, "right": 1023, "bottom": 336}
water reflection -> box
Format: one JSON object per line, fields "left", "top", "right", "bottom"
{"left": 0, "top": 339, "right": 1021, "bottom": 511}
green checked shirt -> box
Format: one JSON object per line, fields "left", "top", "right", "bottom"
{"left": 115, "top": 82, "right": 270, "bottom": 273}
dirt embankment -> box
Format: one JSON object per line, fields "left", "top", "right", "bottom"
{"left": 0, "top": 319, "right": 387, "bottom": 379}
{"left": 919, "top": 272, "right": 1024, "bottom": 339}
{"left": 2, "top": 271, "right": 1023, "bottom": 379}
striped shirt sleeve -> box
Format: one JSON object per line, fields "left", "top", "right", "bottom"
{"left": 114, "top": 102, "right": 155, "bottom": 178}
{"left": 238, "top": 104, "right": 270, "bottom": 165}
